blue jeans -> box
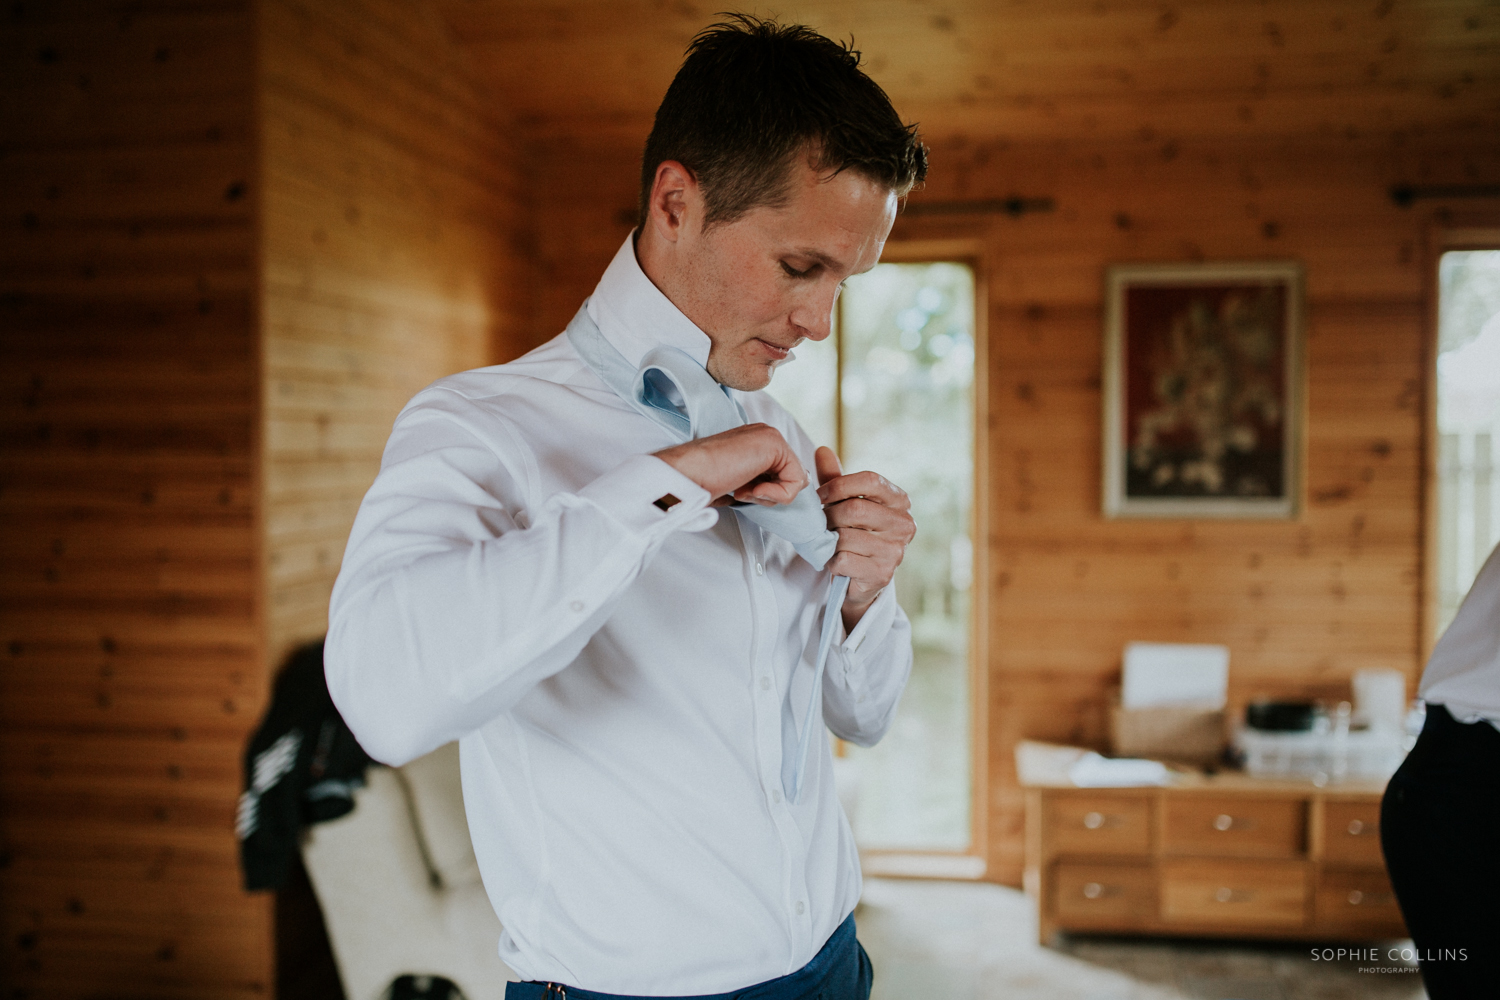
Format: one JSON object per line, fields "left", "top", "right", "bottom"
{"left": 504, "top": 912, "right": 873, "bottom": 1000}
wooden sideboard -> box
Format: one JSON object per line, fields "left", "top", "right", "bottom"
{"left": 1023, "top": 771, "right": 1407, "bottom": 944}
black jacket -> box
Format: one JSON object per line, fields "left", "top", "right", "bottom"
{"left": 238, "top": 640, "right": 373, "bottom": 891}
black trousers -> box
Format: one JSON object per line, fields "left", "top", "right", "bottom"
{"left": 1381, "top": 703, "right": 1500, "bottom": 999}
{"left": 504, "top": 912, "right": 872, "bottom": 1000}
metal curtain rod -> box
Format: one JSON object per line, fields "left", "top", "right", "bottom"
{"left": 902, "top": 196, "right": 1056, "bottom": 218}
{"left": 1390, "top": 183, "right": 1500, "bottom": 207}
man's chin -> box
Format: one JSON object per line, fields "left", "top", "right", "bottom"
{"left": 707, "top": 358, "right": 775, "bottom": 392}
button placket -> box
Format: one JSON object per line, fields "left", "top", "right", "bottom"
{"left": 736, "top": 521, "right": 780, "bottom": 777}
{"left": 734, "top": 517, "right": 806, "bottom": 950}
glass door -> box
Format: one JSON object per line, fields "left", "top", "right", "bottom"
{"left": 766, "top": 260, "right": 977, "bottom": 857}
{"left": 1433, "top": 250, "right": 1500, "bottom": 637}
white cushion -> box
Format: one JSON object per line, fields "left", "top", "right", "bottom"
{"left": 302, "top": 746, "right": 514, "bottom": 1000}
{"left": 400, "top": 741, "right": 482, "bottom": 890}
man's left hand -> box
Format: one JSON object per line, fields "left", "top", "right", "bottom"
{"left": 814, "top": 446, "right": 916, "bottom": 631}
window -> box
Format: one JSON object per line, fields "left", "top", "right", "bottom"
{"left": 767, "top": 261, "right": 977, "bottom": 853}
{"left": 1434, "top": 250, "right": 1500, "bottom": 637}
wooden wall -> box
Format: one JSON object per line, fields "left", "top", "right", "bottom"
{"left": 259, "top": 0, "right": 533, "bottom": 668}
{"left": 923, "top": 137, "right": 1500, "bottom": 884}
{"left": 526, "top": 131, "right": 1500, "bottom": 884}
{"left": 1, "top": 0, "right": 532, "bottom": 995}
{"left": 0, "top": 3, "right": 269, "bottom": 997}
{"left": 531, "top": 140, "right": 638, "bottom": 344}
{"left": 2, "top": 3, "right": 1493, "bottom": 992}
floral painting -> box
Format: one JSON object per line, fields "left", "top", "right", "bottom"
{"left": 1104, "top": 262, "right": 1302, "bottom": 518}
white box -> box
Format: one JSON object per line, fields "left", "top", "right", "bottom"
{"left": 1234, "top": 727, "right": 1406, "bottom": 782}
{"left": 1122, "top": 642, "right": 1229, "bottom": 710}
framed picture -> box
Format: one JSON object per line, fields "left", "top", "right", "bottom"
{"left": 1103, "top": 261, "right": 1303, "bottom": 519}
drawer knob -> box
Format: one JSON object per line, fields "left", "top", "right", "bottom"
{"left": 1347, "top": 819, "right": 1367, "bottom": 836}
{"left": 1083, "top": 811, "right": 1105, "bottom": 830}
{"left": 1348, "top": 890, "right": 1364, "bottom": 905}
{"left": 1083, "top": 882, "right": 1104, "bottom": 899}
{"left": 1214, "top": 814, "right": 1234, "bottom": 831}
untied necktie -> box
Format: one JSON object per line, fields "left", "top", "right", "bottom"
{"left": 566, "top": 302, "right": 849, "bottom": 804}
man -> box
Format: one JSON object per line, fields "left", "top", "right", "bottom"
{"left": 327, "top": 16, "right": 925, "bottom": 999}
{"left": 1381, "top": 540, "right": 1500, "bottom": 998}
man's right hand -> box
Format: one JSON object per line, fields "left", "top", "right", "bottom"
{"left": 654, "top": 424, "right": 808, "bottom": 507}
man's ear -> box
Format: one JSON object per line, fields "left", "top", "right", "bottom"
{"left": 647, "top": 160, "right": 697, "bottom": 244}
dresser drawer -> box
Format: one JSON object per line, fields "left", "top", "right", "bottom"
{"left": 1314, "top": 869, "right": 1405, "bottom": 932}
{"left": 1044, "top": 792, "right": 1151, "bottom": 857}
{"left": 1160, "top": 859, "right": 1308, "bottom": 928}
{"left": 1053, "top": 862, "right": 1155, "bottom": 927}
{"left": 1321, "top": 801, "right": 1384, "bottom": 866}
{"left": 1163, "top": 796, "right": 1305, "bottom": 858}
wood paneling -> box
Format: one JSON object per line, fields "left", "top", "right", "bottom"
{"left": 3, "top": 1, "right": 1497, "bottom": 989}
{"left": 3, "top": 0, "right": 532, "bottom": 994}
{"left": 532, "top": 139, "right": 640, "bottom": 341}
{"left": 521, "top": 122, "right": 1500, "bottom": 886}
{"left": 438, "top": 0, "right": 1500, "bottom": 147}
{"left": 0, "top": 2, "right": 268, "bottom": 997}
{"left": 910, "top": 136, "right": 1500, "bottom": 884}
{"left": 259, "top": 0, "right": 533, "bottom": 668}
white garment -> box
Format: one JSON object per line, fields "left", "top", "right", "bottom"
{"left": 325, "top": 237, "right": 913, "bottom": 995}
{"left": 1420, "top": 541, "right": 1500, "bottom": 730}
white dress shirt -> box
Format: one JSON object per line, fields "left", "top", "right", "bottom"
{"left": 325, "top": 237, "right": 913, "bottom": 995}
{"left": 1420, "top": 540, "right": 1500, "bottom": 730}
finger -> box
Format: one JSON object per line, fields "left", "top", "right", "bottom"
{"left": 815, "top": 446, "right": 843, "bottom": 487}
{"left": 734, "top": 479, "right": 800, "bottom": 505}
{"left": 732, "top": 456, "right": 807, "bottom": 505}
{"left": 818, "top": 470, "right": 910, "bottom": 511}
{"left": 825, "top": 497, "right": 912, "bottom": 534}
{"left": 832, "top": 530, "right": 889, "bottom": 563}
{"left": 830, "top": 508, "right": 916, "bottom": 553}
{"left": 826, "top": 549, "right": 890, "bottom": 594}
{"left": 833, "top": 528, "right": 908, "bottom": 568}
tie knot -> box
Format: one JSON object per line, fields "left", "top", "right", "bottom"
{"left": 635, "top": 346, "right": 743, "bottom": 440}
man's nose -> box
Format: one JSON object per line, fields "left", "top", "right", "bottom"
{"left": 790, "top": 288, "right": 838, "bottom": 342}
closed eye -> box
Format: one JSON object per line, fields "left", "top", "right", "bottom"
{"left": 780, "top": 260, "right": 814, "bottom": 278}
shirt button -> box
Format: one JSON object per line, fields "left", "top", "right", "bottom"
{"left": 759, "top": 676, "right": 771, "bottom": 691}
{"left": 771, "top": 789, "right": 782, "bottom": 803}
{"left": 796, "top": 901, "right": 805, "bottom": 915}
{"left": 569, "top": 600, "right": 584, "bottom": 613}
{"left": 754, "top": 562, "right": 764, "bottom": 576}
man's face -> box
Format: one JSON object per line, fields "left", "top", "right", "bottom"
{"left": 670, "top": 160, "right": 898, "bottom": 391}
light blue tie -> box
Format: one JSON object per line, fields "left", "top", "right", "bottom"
{"left": 566, "top": 302, "right": 848, "bottom": 804}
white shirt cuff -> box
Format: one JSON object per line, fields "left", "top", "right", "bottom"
{"left": 840, "top": 584, "right": 898, "bottom": 657}
{"left": 576, "top": 454, "right": 715, "bottom": 536}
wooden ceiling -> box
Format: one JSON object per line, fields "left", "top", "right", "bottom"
{"left": 435, "top": 0, "right": 1500, "bottom": 150}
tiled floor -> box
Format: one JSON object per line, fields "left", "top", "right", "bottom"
{"left": 855, "top": 878, "right": 1428, "bottom": 1000}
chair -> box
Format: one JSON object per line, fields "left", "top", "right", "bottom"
{"left": 301, "top": 742, "right": 518, "bottom": 1000}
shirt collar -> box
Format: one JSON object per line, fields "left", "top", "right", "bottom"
{"left": 587, "top": 234, "right": 713, "bottom": 371}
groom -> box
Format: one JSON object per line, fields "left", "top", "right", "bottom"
{"left": 327, "top": 15, "right": 926, "bottom": 999}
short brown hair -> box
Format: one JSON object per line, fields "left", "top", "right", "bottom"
{"left": 638, "top": 14, "right": 927, "bottom": 230}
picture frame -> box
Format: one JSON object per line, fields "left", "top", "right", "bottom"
{"left": 1103, "top": 261, "right": 1304, "bottom": 519}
